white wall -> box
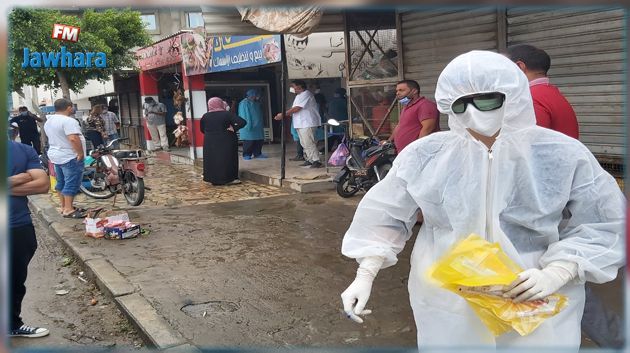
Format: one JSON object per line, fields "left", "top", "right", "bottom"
{"left": 12, "top": 78, "right": 114, "bottom": 111}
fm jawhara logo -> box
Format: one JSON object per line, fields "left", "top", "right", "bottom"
{"left": 21, "top": 23, "right": 107, "bottom": 69}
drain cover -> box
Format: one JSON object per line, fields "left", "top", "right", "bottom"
{"left": 181, "top": 301, "right": 239, "bottom": 317}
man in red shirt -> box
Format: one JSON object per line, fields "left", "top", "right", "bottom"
{"left": 508, "top": 44, "right": 620, "bottom": 348}
{"left": 506, "top": 44, "right": 579, "bottom": 139}
{"left": 388, "top": 80, "right": 440, "bottom": 152}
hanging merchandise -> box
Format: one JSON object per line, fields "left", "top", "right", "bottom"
{"left": 426, "top": 234, "right": 568, "bottom": 337}
{"left": 173, "top": 112, "right": 189, "bottom": 147}
{"left": 173, "top": 88, "right": 187, "bottom": 111}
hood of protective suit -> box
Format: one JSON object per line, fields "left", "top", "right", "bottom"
{"left": 435, "top": 50, "right": 536, "bottom": 137}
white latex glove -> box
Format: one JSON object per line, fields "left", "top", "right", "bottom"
{"left": 341, "top": 256, "right": 384, "bottom": 323}
{"left": 505, "top": 261, "right": 578, "bottom": 303}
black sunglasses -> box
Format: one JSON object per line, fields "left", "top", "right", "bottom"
{"left": 452, "top": 93, "right": 506, "bottom": 114}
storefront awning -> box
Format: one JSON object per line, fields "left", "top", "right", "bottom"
{"left": 237, "top": 7, "right": 322, "bottom": 36}
{"left": 200, "top": 6, "right": 344, "bottom": 36}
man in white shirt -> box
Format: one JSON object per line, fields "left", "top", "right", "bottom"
{"left": 43, "top": 98, "right": 87, "bottom": 218}
{"left": 275, "top": 80, "right": 323, "bottom": 168}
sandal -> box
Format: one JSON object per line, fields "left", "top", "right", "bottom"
{"left": 62, "top": 208, "right": 86, "bottom": 219}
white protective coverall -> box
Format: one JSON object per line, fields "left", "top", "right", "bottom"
{"left": 341, "top": 50, "right": 625, "bottom": 349}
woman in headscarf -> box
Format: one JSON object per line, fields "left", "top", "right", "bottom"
{"left": 200, "top": 97, "right": 247, "bottom": 185}
{"left": 237, "top": 89, "right": 267, "bottom": 159}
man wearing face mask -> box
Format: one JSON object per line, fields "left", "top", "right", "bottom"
{"left": 274, "top": 80, "right": 323, "bottom": 168}
{"left": 387, "top": 80, "right": 439, "bottom": 153}
{"left": 340, "top": 50, "right": 624, "bottom": 350}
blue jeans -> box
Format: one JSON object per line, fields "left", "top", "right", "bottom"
{"left": 54, "top": 159, "right": 84, "bottom": 196}
{"left": 108, "top": 133, "right": 120, "bottom": 149}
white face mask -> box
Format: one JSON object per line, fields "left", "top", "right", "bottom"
{"left": 456, "top": 105, "right": 505, "bottom": 137}
{"left": 289, "top": 87, "right": 296, "bottom": 94}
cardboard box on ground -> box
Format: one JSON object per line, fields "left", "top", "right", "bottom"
{"left": 84, "top": 210, "right": 140, "bottom": 239}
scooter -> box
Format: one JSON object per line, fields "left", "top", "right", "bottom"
{"left": 80, "top": 138, "right": 147, "bottom": 206}
{"left": 329, "top": 119, "right": 397, "bottom": 198}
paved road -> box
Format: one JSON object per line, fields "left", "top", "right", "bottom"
{"left": 9, "top": 216, "right": 144, "bottom": 350}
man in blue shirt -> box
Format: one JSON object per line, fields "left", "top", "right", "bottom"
{"left": 9, "top": 141, "right": 50, "bottom": 338}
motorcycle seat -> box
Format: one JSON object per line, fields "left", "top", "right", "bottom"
{"left": 113, "top": 150, "right": 141, "bottom": 159}
{"left": 365, "top": 145, "right": 383, "bottom": 157}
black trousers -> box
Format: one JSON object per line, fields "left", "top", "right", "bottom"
{"left": 242, "top": 140, "right": 263, "bottom": 157}
{"left": 296, "top": 141, "right": 304, "bottom": 158}
{"left": 86, "top": 130, "right": 104, "bottom": 148}
{"left": 20, "top": 135, "right": 41, "bottom": 155}
{"left": 10, "top": 224, "right": 38, "bottom": 330}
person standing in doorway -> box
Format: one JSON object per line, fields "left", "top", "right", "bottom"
{"left": 327, "top": 88, "right": 349, "bottom": 152}
{"left": 201, "top": 98, "right": 247, "bottom": 185}
{"left": 143, "top": 97, "right": 169, "bottom": 152}
{"left": 9, "top": 141, "right": 50, "bottom": 338}
{"left": 10, "top": 107, "right": 43, "bottom": 155}
{"left": 100, "top": 104, "right": 120, "bottom": 149}
{"left": 274, "top": 80, "right": 323, "bottom": 168}
{"left": 238, "top": 89, "right": 267, "bottom": 160}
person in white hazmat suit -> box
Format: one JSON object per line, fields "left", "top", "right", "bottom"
{"left": 340, "top": 50, "right": 625, "bottom": 349}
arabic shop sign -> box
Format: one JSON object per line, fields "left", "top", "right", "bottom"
{"left": 137, "top": 34, "right": 182, "bottom": 71}
{"left": 181, "top": 33, "right": 282, "bottom": 76}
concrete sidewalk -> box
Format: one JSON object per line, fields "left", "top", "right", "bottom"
{"left": 29, "top": 190, "right": 418, "bottom": 351}
{"left": 166, "top": 141, "right": 341, "bottom": 193}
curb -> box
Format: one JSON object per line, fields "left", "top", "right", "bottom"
{"left": 29, "top": 194, "right": 190, "bottom": 350}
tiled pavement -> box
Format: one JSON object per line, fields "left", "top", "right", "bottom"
{"left": 46, "top": 157, "right": 291, "bottom": 211}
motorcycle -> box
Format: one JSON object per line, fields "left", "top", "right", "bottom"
{"left": 329, "top": 119, "right": 397, "bottom": 198}
{"left": 80, "top": 138, "right": 147, "bottom": 206}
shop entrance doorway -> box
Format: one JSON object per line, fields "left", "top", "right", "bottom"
{"left": 205, "top": 83, "right": 274, "bottom": 142}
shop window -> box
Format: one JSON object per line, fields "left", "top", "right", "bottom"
{"left": 186, "top": 12, "right": 204, "bottom": 28}
{"left": 140, "top": 13, "right": 158, "bottom": 32}
{"left": 348, "top": 84, "right": 399, "bottom": 138}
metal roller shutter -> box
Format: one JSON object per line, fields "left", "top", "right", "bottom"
{"left": 507, "top": 8, "right": 625, "bottom": 161}
{"left": 401, "top": 8, "right": 499, "bottom": 130}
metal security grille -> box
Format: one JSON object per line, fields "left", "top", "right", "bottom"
{"left": 507, "top": 8, "right": 626, "bottom": 160}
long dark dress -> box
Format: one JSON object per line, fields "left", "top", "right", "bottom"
{"left": 200, "top": 111, "right": 247, "bottom": 185}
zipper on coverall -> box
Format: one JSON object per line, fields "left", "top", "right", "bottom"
{"left": 485, "top": 149, "right": 494, "bottom": 241}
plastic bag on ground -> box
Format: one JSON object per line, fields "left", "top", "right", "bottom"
{"left": 426, "top": 234, "right": 568, "bottom": 336}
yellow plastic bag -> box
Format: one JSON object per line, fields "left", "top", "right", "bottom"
{"left": 426, "top": 234, "right": 568, "bottom": 336}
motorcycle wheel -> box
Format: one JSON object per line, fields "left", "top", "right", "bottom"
{"left": 336, "top": 173, "right": 360, "bottom": 198}
{"left": 79, "top": 167, "right": 116, "bottom": 199}
{"left": 123, "top": 172, "right": 145, "bottom": 206}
